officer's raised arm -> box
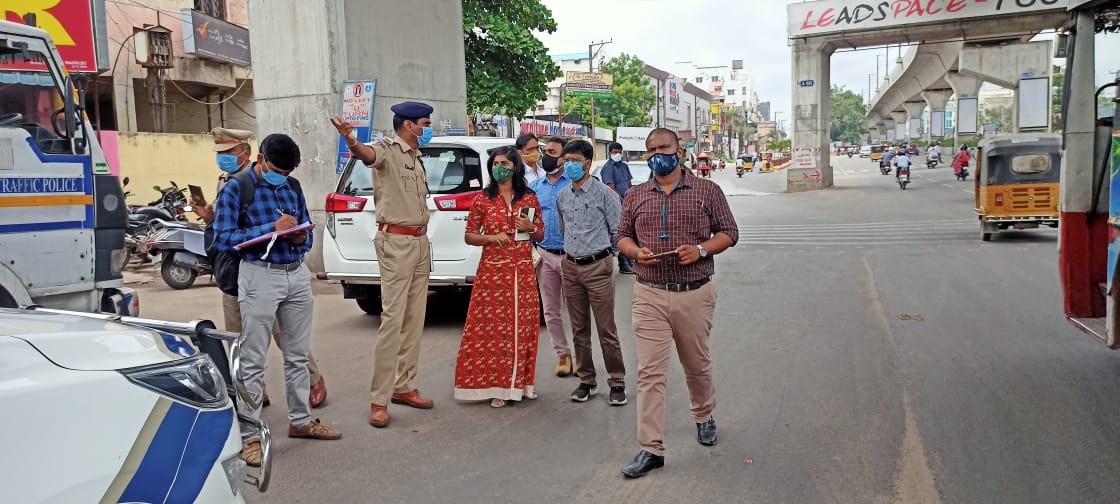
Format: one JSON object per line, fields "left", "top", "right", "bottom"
{"left": 331, "top": 115, "right": 377, "bottom": 165}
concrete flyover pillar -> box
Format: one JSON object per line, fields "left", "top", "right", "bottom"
{"left": 889, "top": 112, "right": 907, "bottom": 144}
{"left": 902, "top": 102, "right": 926, "bottom": 143}
{"left": 921, "top": 89, "right": 953, "bottom": 142}
{"left": 883, "top": 118, "right": 896, "bottom": 142}
{"left": 945, "top": 72, "right": 983, "bottom": 148}
{"left": 869, "top": 127, "right": 880, "bottom": 143}
{"left": 248, "top": 0, "right": 468, "bottom": 270}
{"left": 959, "top": 41, "right": 1053, "bottom": 134}
{"left": 788, "top": 39, "right": 833, "bottom": 192}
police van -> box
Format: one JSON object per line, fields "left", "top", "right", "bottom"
{"left": 0, "top": 20, "right": 136, "bottom": 315}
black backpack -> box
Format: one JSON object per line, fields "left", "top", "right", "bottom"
{"left": 205, "top": 170, "right": 302, "bottom": 296}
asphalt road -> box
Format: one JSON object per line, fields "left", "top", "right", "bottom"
{"left": 130, "top": 155, "right": 1120, "bottom": 503}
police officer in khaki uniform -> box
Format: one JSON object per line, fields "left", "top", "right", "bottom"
{"left": 196, "top": 127, "right": 329, "bottom": 413}
{"left": 331, "top": 102, "right": 434, "bottom": 428}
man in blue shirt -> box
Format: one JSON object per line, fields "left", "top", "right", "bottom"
{"left": 599, "top": 142, "right": 634, "bottom": 274}
{"left": 213, "top": 134, "right": 341, "bottom": 465}
{"left": 530, "top": 137, "right": 574, "bottom": 378}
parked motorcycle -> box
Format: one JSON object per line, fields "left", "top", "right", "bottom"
{"left": 121, "top": 179, "right": 193, "bottom": 269}
{"left": 149, "top": 219, "right": 210, "bottom": 289}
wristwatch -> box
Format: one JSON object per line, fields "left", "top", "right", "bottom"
{"left": 697, "top": 244, "right": 708, "bottom": 258}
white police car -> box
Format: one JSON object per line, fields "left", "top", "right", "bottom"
{"left": 0, "top": 308, "right": 269, "bottom": 503}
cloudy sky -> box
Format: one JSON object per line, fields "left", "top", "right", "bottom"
{"left": 538, "top": 0, "right": 1120, "bottom": 126}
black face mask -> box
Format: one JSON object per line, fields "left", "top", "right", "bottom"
{"left": 542, "top": 154, "right": 560, "bottom": 173}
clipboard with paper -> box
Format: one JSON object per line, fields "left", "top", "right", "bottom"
{"left": 234, "top": 222, "right": 315, "bottom": 259}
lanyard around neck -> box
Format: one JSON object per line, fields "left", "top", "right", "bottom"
{"left": 659, "top": 177, "right": 682, "bottom": 240}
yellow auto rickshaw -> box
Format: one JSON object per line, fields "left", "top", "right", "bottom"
{"left": 869, "top": 145, "right": 884, "bottom": 163}
{"left": 758, "top": 152, "right": 774, "bottom": 173}
{"left": 974, "top": 133, "right": 1061, "bottom": 241}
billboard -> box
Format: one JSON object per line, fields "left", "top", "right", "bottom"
{"left": 565, "top": 71, "right": 613, "bottom": 98}
{"left": 616, "top": 127, "right": 654, "bottom": 152}
{"left": 788, "top": 0, "right": 1067, "bottom": 38}
{"left": 1, "top": 0, "right": 105, "bottom": 72}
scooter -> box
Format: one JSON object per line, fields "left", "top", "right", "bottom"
{"left": 736, "top": 166, "right": 745, "bottom": 177}
{"left": 955, "top": 162, "right": 970, "bottom": 181}
{"left": 149, "top": 218, "right": 210, "bottom": 290}
{"left": 898, "top": 166, "right": 911, "bottom": 190}
{"left": 926, "top": 156, "right": 939, "bottom": 169}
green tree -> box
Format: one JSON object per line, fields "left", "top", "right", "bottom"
{"left": 562, "top": 53, "right": 656, "bottom": 129}
{"left": 830, "top": 85, "right": 868, "bottom": 143}
{"left": 463, "top": 0, "right": 562, "bottom": 118}
{"left": 979, "top": 104, "right": 1013, "bottom": 133}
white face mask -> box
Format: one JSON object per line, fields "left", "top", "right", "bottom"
{"left": 610, "top": 153, "right": 623, "bottom": 162}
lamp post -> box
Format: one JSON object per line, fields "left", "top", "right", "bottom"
{"left": 588, "top": 39, "right": 612, "bottom": 149}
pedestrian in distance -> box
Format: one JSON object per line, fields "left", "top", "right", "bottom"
{"left": 529, "top": 137, "right": 576, "bottom": 378}
{"left": 616, "top": 128, "right": 739, "bottom": 479}
{"left": 599, "top": 142, "right": 635, "bottom": 275}
{"left": 454, "top": 146, "right": 545, "bottom": 408}
{"left": 518, "top": 133, "right": 546, "bottom": 186}
{"left": 331, "top": 101, "right": 437, "bottom": 428}
{"left": 212, "top": 133, "right": 342, "bottom": 468}
{"left": 199, "top": 127, "right": 328, "bottom": 412}
{"left": 555, "top": 140, "right": 628, "bottom": 406}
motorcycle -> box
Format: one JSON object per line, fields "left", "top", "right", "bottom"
{"left": 926, "top": 155, "right": 939, "bottom": 169}
{"left": 121, "top": 179, "right": 192, "bottom": 269}
{"left": 847, "top": 150, "right": 853, "bottom": 159}
{"left": 898, "top": 167, "right": 911, "bottom": 190}
{"left": 956, "top": 162, "right": 970, "bottom": 181}
{"left": 879, "top": 160, "right": 892, "bottom": 175}
{"left": 148, "top": 218, "right": 210, "bottom": 290}
{"left": 736, "top": 166, "right": 745, "bottom": 177}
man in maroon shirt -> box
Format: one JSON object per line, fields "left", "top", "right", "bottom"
{"left": 616, "top": 128, "right": 739, "bottom": 478}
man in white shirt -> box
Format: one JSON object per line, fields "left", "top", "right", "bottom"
{"left": 894, "top": 152, "right": 912, "bottom": 179}
{"left": 517, "top": 133, "right": 546, "bottom": 186}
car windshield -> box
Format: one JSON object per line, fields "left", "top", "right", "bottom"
{"left": 340, "top": 146, "right": 484, "bottom": 196}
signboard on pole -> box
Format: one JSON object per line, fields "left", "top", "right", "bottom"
{"left": 336, "top": 79, "right": 377, "bottom": 174}
{"left": 565, "top": 71, "right": 613, "bottom": 98}
{"left": 1, "top": 0, "right": 104, "bottom": 72}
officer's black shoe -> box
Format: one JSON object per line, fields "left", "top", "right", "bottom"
{"left": 697, "top": 416, "right": 717, "bottom": 446}
{"left": 621, "top": 450, "right": 664, "bottom": 478}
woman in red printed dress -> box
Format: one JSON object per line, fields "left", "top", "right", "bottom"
{"left": 454, "top": 146, "right": 545, "bottom": 408}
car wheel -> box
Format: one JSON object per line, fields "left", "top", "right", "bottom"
{"left": 356, "top": 293, "right": 383, "bottom": 315}
{"left": 160, "top": 254, "right": 197, "bottom": 289}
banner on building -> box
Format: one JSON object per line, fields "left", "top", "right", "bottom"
{"left": 1, "top": 0, "right": 106, "bottom": 72}
{"left": 181, "top": 8, "right": 251, "bottom": 67}
{"left": 565, "top": 71, "right": 613, "bottom": 98}
{"left": 788, "top": 0, "right": 1067, "bottom": 38}
{"left": 336, "top": 79, "right": 377, "bottom": 174}
{"left": 518, "top": 119, "right": 585, "bottom": 138}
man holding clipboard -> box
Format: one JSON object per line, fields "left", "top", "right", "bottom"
{"left": 212, "top": 134, "right": 342, "bottom": 465}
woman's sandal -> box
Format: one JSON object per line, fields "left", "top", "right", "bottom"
{"left": 490, "top": 399, "right": 507, "bottom": 408}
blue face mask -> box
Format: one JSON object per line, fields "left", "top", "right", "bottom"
{"left": 648, "top": 153, "right": 679, "bottom": 177}
{"left": 216, "top": 153, "right": 241, "bottom": 173}
{"left": 417, "top": 126, "right": 433, "bottom": 147}
{"left": 262, "top": 165, "right": 288, "bottom": 186}
{"left": 564, "top": 161, "right": 585, "bottom": 181}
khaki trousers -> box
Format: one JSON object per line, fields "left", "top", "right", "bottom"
{"left": 223, "top": 292, "right": 321, "bottom": 385}
{"left": 633, "top": 281, "right": 717, "bottom": 456}
{"left": 536, "top": 249, "right": 569, "bottom": 356}
{"left": 562, "top": 256, "right": 625, "bottom": 388}
{"left": 370, "top": 232, "right": 431, "bottom": 406}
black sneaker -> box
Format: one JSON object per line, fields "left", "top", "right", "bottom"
{"left": 608, "top": 386, "right": 628, "bottom": 406}
{"left": 570, "top": 383, "right": 597, "bottom": 402}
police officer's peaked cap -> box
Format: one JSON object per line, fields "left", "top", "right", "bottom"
{"left": 210, "top": 127, "right": 254, "bottom": 152}
{"left": 390, "top": 101, "right": 434, "bottom": 120}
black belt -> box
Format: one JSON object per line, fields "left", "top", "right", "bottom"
{"left": 637, "top": 277, "right": 711, "bottom": 292}
{"left": 245, "top": 259, "right": 303, "bottom": 272}
{"left": 565, "top": 248, "right": 610, "bottom": 265}
{"left": 541, "top": 248, "right": 565, "bottom": 256}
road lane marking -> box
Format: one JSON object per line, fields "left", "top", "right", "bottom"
{"left": 963, "top": 190, "right": 974, "bottom": 194}
{"left": 942, "top": 184, "right": 954, "bottom": 188}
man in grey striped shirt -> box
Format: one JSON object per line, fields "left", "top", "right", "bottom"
{"left": 556, "top": 140, "right": 627, "bottom": 406}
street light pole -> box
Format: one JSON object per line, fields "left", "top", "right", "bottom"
{"left": 588, "top": 39, "right": 612, "bottom": 151}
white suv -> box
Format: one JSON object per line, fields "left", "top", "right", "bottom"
{"left": 323, "top": 136, "right": 516, "bottom": 314}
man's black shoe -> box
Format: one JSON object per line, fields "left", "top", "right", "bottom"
{"left": 621, "top": 450, "right": 664, "bottom": 478}
{"left": 570, "top": 383, "right": 597, "bottom": 402}
{"left": 697, "top": 416, "right": 717, "bottom": 446}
